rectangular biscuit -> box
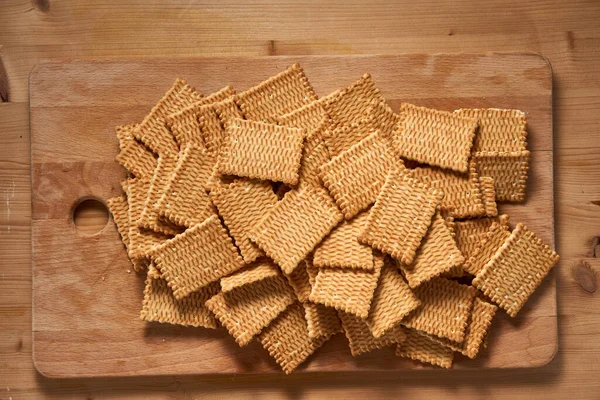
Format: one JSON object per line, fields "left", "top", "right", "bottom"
{"left": 258, "top": 302, "right": 326, "bottom": 374}
{"left": 206, "top": 275, "right": 296, "bottom": 347}
{"left": 454, "top": 108, "right": 527, "bottom": 152}
{"left": 165, "top": 85, "right": 236, "bottom": 149}
{"left": 452, "top": 215, "right": 510, "bottom": 260}
{"left": 367, "top": 258, "right": 420, "bottom": 338}
{"left": 155, "top": 143, "right": 216, "bottom": 228}
{"left": 463, "top": 222, "right": 511, "bottom": 276}
{"left": 133, "top": 78, "right": 204, "bottom": 156}
{"left": 428, "top": 297, "right": 498, "bottom": 359}
{"left": 313, "top": 210, "right": 374, "bottom": 270}
{"left": 339, "top": 311, "right": 406, "bottom": 356}
{"left": 115, "top": 124, "right": 158, "bottom": 179}
{"left": 217, "top": 119, "right": 305, "bottom": 185}
{"left": 140, "top": 275, "right": 220, "bottom": 328}
{"left": 472, "top": 223, "right": 560, "bottom": 317}
{"left": 138, "top": 155, "right": 184, "bottom": 236}
{"left": 393, "top": 103, "right": 478, "bottom": 173}
{"left": 401, "top": 277, "right": 477, "bottom": 343}
{"left": 220, "top": 260, "right": 281, "bottom": 293}
{"left": 304, "top": 302, "right": 343, "bottom": 339}
{"left": 250, "top": 185, "right": 343, "bottom": 274}
{"left": 322, "top": 73, "right": 383, "bottom": 130}
{"left": 398, "top": 213, "right": 465, "bottom": 288}
{"left": 320, "top": 131, "right": 400, "bottom": 220}
{"left": 410, "top": 162, "right": 486, "bottom": 219}
{"left": 236, "top": 63, "right": 317, "bottom": 123}
{"left": 210, "top": 179, "right": 278, "bottom": 263}
{"left": 309, "top": 254, "right": 383, "bottom": 319}
{"left": 395, "top": 328, "right": 454, "bottom": 369}
{"left": 358, "top": 169, "right": 442, "bottom": 265}
{"left": 472, "top": 150, "right": 530, "bottom": 202}
{"left": 150, "top": 215, "right": 245, "bottom": 300}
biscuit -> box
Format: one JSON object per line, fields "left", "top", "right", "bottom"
{"left": 472, "top": 223, "right": 559, "bottom": 317}
{"left": 393, "top": 103, "right": 478, "bottom": 173}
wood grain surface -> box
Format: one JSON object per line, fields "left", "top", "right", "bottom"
{"left": 1, "top": 1, "right": 600, "bottom": 398}
{"left": 29, "top": 54, "right": 554, "bottom": 377}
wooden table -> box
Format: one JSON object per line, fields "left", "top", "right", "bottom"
{"left": 1, "top": 1, "right": 599, "bottom": 398}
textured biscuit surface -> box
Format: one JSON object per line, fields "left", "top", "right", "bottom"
{"left": 309, "top": 254, "right": 384, "bottom": 318}
{"left": 313, "top": 211, "right": 374, "bottom": 270}
{"left": 140, "top": 276, "right": 219, "bottom": 328}
{"left": 393, "top": 103, "right": 478, "bottom": 172}
{"left": 210, "top": 179, "right": 278, "bottom": 263}
{"left": 126, "top": 178, "right": 172, "bottom": 261}
{"left": 398, "top": 213, "right": 465, "bottom": 288}
{"left": 107, "top": 195, "right": 131, "bottom": 251}
{"left": 199, "top": 97, "right": 244, "bottom": 158}
{"left": 322, "top": 73, "right": 383, "bottom": 129}
{"left": 220, "top": 260, "right": 281, "bottom": 293}
{"left": 429, "top": 298, "right": 498, "bottom": 359}
{"left": 320, "top": 131, "right": 399, "bottom": 220}
{"left": 217, "top": 119, "right": 305, "bottom": 185}
{"left": 401, "top": 277, "right": 477, "bottom": 343}
{"left": 396, "top": 328, "right": 454, "bottom": 368}
{"left": 363, "top": 99, "right": 400, "bottom": 149}
{"left": 340, "top": 311, "right": 407, "bottom": 356}
{"left": 323, "top": 116, "right": 375, "bottom": 158}
{"left": 258, "top": 302, "right": 326, "bottom": 374}
{"left": 115, "top": 124, "right": 158, "bottom": 179}
{"left": 138, "top": 155, "right": 184, "bottom": 236}
{"left": 410, "top": 163, "right": 486, "bottom": 219}
{"left": 479, "top": 176, "right": 499, "bottom": 217}
{"left": 367, "top": 259, "right": 421, "bottom": 338}
{"left": 150, "top": 216, "right": 244, "bottom": 300}
{"left": 472, "top": 150, "right": 530, "bottom": 202}
{"left": 455, "top": 108, "right": 527, "bottom": 152}
{"left": 452, "top": 215, "right": 510, "bottom": 261}
{"left": 359, "top": 169, "right": 442, "bottom": 265}
{"left": 165, "top": 85, "right": 236, "bottom": 149}
{"left": 472, "top": 223, "right": 559, "bottom": 317}
{"left": 250, "top": 185, "right": 344, "bottom": 274}
{"left": 206, "top": 276, "right": 296, "bottom": 347}
{"left": 296, "top": 120, "right": 331, "bottom": 189}
{"left": 278, "top": 99, "right": 328, "bottom": 136}
{"left": 156, "top": 143, "right": 216, "bottom": 228}
{"left": 133, "top": 78, "right": 203, "bottom": 156}
{"left": 236, "top": 63, "right": 317, "bottom": 123}
{"left": 284, "top": 259, "right": 313, "bottom": 302}
{"left": 304, "top": 302, "right": 343, "bottom": 339}
{"left": 463, "top": 222, "right": 511, "bottom": 276}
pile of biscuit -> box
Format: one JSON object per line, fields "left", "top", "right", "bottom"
{"left": 107, "top": 63, "right": 559, "bottom": 373}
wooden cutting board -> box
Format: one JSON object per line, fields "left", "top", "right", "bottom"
{"left": 30, "top": 54, "right": 556, "bottom": 378}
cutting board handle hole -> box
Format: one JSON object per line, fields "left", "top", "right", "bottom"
{"left": 71, "top": 197, "right": 109, "bottom": 236}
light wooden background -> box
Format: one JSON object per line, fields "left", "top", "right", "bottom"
{"left": 0, "top": 1, "right": 599, "bottom": 399}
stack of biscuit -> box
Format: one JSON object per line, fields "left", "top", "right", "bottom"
{"left": 107, "top": 63, "right": 559, "bottom": 373}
